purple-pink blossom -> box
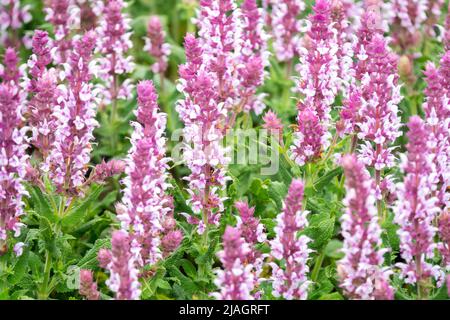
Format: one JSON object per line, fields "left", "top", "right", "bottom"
{"left": 438, "top": 212, "right": 450, "bottom": 268}
{"left": 389, "top": 0, "right": 428, "bottom": 51}
{"left": 0, "top": 83, "right": 28, "bottom": 248}
{"left": 0, "top": 47, "right": 21, "bottom": 85}
{"left": 117, "top": 80, "right": 173, "bottom": 266}
{"left": 95, "top": 0, "right": 134, "bottom": 106}
{"left": 236, "top": 0, "right": 268, "bottom": 115}
{"left": 79, "top": 269, "right": 100, "bottom": 300}
{"left": 267, "top": 0, "right": 304, "bottom": 62}
{"left": 0, "top": 0, "right": 32, "bottom": 47}
{"left": 212, "top": 226, "right": 255, "bottom": 300}
{"left": 44, "top": 0, "right": 79, "bottom": 63}
{"left": 26, "top": 30, "right": 59, "bottom": 161}
{"left": 356, "top": 34, "right": 402, "bottom": 200}
{"left": 144, "top": 16, "right": 171, "bottom": 75}
{"left": 269, "top": 179, "right": 312, "bottom": 300}
{"left": 338, "top": 154, "right": 394, "bottom": 300}
{"left": 235, "top": 201, "right": 266, "bottom": 263}
{"left": 394, "top": 116, "right": 444, "bottom": 289}
{"left": 105, "top": 230, "right": 141, "bottom": 300}
{"left": 291, "top": 0, "right": 339, "bottom": 166}
{"left": 423, "top": 55, "right": 450, "bottom": 209}
{"left": 45, "top": 31, "right": 98, "bottom": 195}
{"left": 176, "top": 33, "right": 229, "bottom": 234}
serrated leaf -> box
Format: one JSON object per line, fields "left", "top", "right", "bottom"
{"left": 77, "top": 238, "right": 111, "bottom": 269}
{"left": 62, "top": 185, "right": 103, "bottom": 229}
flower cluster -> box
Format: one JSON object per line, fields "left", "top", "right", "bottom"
{"left": 95, "top": 0, "right": 134, "bottom": 106}
{"left": 105, "top": 230, "right": 141, "bottom": 300}
{"left": 44, "top": 0, "right": 80, "bottom": 63}
{"left": 117, "top": 80, "right": 173, "bottom": 266}
{"left": 0, "top": 83, "right": 28, "bottom": 249}
{"left": 356, "top": 34, "right": 402, "bottom": 199}
{"left": 0, "top": 47, "right": 22, "bottom": 85}
{"left": 212, "top": 226, "right": 255, "bottom": 300}
{"left": 394, "top": 116, "right": 443, "bottom": 287}
{"left": 176, "top": 34, "right": 229, "bottom": 234}
{"left": 236, "top": 0, "right": 269, "bottom": 115}
{"left": 144, "top": 16, "right": 171, "bottom": 75}
{"left": 196, "top": 0, "right": 238, "bottom": 111}
{"left": 26, "top": 30, "right": 59, "bottom": 161}
{"left": 79, "top": 269, "right": 100, "bottom": 300}
{"left": 267, "top": 0, "right": 304, "bottom": 62}
{"left": 389, "top": 0, "right": 428, "bottom": 51}
{"left": 438, "top": 212, "right": 450, "bottom": 268}
{"left": 291, "top": 0, "right": 339, "bottom": 166}
{"left": 338, "top": 154, "right": 393, "bottom": 300}
{"left": 0, "top": 0, "right": 31, "bottom": 47}
{"left": 269, "top": 179, "right": 312, "bottom": 300}
{"left": 235, "top": 201, "right": 266, "bottom": 266}
{"left": 423, "top": 54, "right": 450, "bottom": 209}
{"left": 45, "top": 31, "right": 99, "bottom": 195}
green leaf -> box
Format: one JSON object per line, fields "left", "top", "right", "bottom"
{"left": 8, "top": 250, "right": 29, "bottom": 285}
{"left": 179, "top": 259, "right": 197, "bottom": 279}
{"left": 62, "top": 185, "right": 103, "bottom": 229}
{"left": 27, "top": 185, "right": 56, "bottom": 222}
{"left": 313, "top": 167, "right": 343, "bottom": 191}
{"left": 318, "top": 292, "right": 344, "bottom": 300}
{"left": 324, "top": 240, "right": 344, "bottom": 259}
{"left": 77, "top": 238, "right": 111, "bottom": 269}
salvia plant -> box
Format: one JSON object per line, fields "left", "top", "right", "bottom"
{"left": 0, "top": 0, "right": 448, "bottom": 301}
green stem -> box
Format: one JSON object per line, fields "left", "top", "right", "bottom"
{"left": 38, "top": 251, "right": 52, "bottom": 300}
{"left": 311, "top": 250, "right": 325, "bottom": 283}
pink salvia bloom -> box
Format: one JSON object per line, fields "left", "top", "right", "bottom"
{"left": 270, "top": 179, "right": 312, "bottom": 300}
{"left": 118, "top": 80, "right": 172, "bottom": 266}
{"left": 262, "top": 110, "right": 283, "bottom": 132}
{"left": 330, "top": 0, "right": 355, "bottom": 92}
{"left": 45, "top": 0, "right": 80, "bottom": 63}
{"left": 97, "top": 248, "right": 112, "bottom": 268}
{"left": 77, "top": 0, "right": 100, "bottom": 31}
{"left": 196, "top": 0, "right": 238, "bottom": 110}
{"left": 106, "top": 230, "right": 141, "bottom": 300}
{"left": 267, "top": 0, "right": 304, "bottom": 62}
{"left": 176, "top": 34, "right": 229, "bottom": 234}
{"left": 438, "top": 212, "right": 450, "bottom": 268}
{"left": 144, "top": 16, "right": 171, "bottom": 74}
{"left": 0, "top": 0, "right": 32, "bottom": 47}
{"left": 338, "top": 154, "right": 394, "bottom": 300}
{"left": 0, "top": 83, "right": 28, "bottom": 247}
{"left": 389, "top": 0, "right": 428, "bottom": 51}
{"left": 290, "top": 106, "right": 327, "bottom": 166}
{"left": 0, "top": 47, "right": 21, "bottom": 84}
{"left": 423, "top": 58, "right": 450, "bottom": 209}
{"left": 235, "top": 201, "right": 266, "bottom": 263}
{"left": 79, "top": 269, "right": 100, "bottom": 300}
{"left": 26, "top": 30, "right": 59, "bottom": 161}
{"left": 291, "top": 0, "right": 339, "bottom": 165}
{"left": 46, "top": 31, "right": 99, "bottom": 195}
{"left": 394, "top": 116, "right": 444, "bottom": 287}
{"left": 338, "top": 8, "right": 384, "bottom": 138}
{"left": 92, "top": 159, "right": 125, "bottom": 183}
{"left": 236, "top": 0, "right": 269, "bottom": 115}
{"left": 212, "top": 226, "right": 255, "bottom": 300}
{"left": 356, "top": 35, "right": 402, "bottom": 198}
{"left": 262, "top": 110, "right": 283, "bottom": 144}
{"left": 95, "top": 0, "right": 134, "bottom": 105}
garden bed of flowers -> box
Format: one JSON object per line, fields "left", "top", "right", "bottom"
{"left": 0, "top": 0, "right": 449, "bottom": 300}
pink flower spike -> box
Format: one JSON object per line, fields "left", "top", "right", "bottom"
{"left": 394, "top": 116, "right": 444, "bottom": 289}
{"left": 212, "top": 226, "right": 255, "bottom": 300}
{"left": 338, "top": 154, "right": 394, "bottom": 300}
{"left": 269, "top": 179, "right": 312, "bottom": 300}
